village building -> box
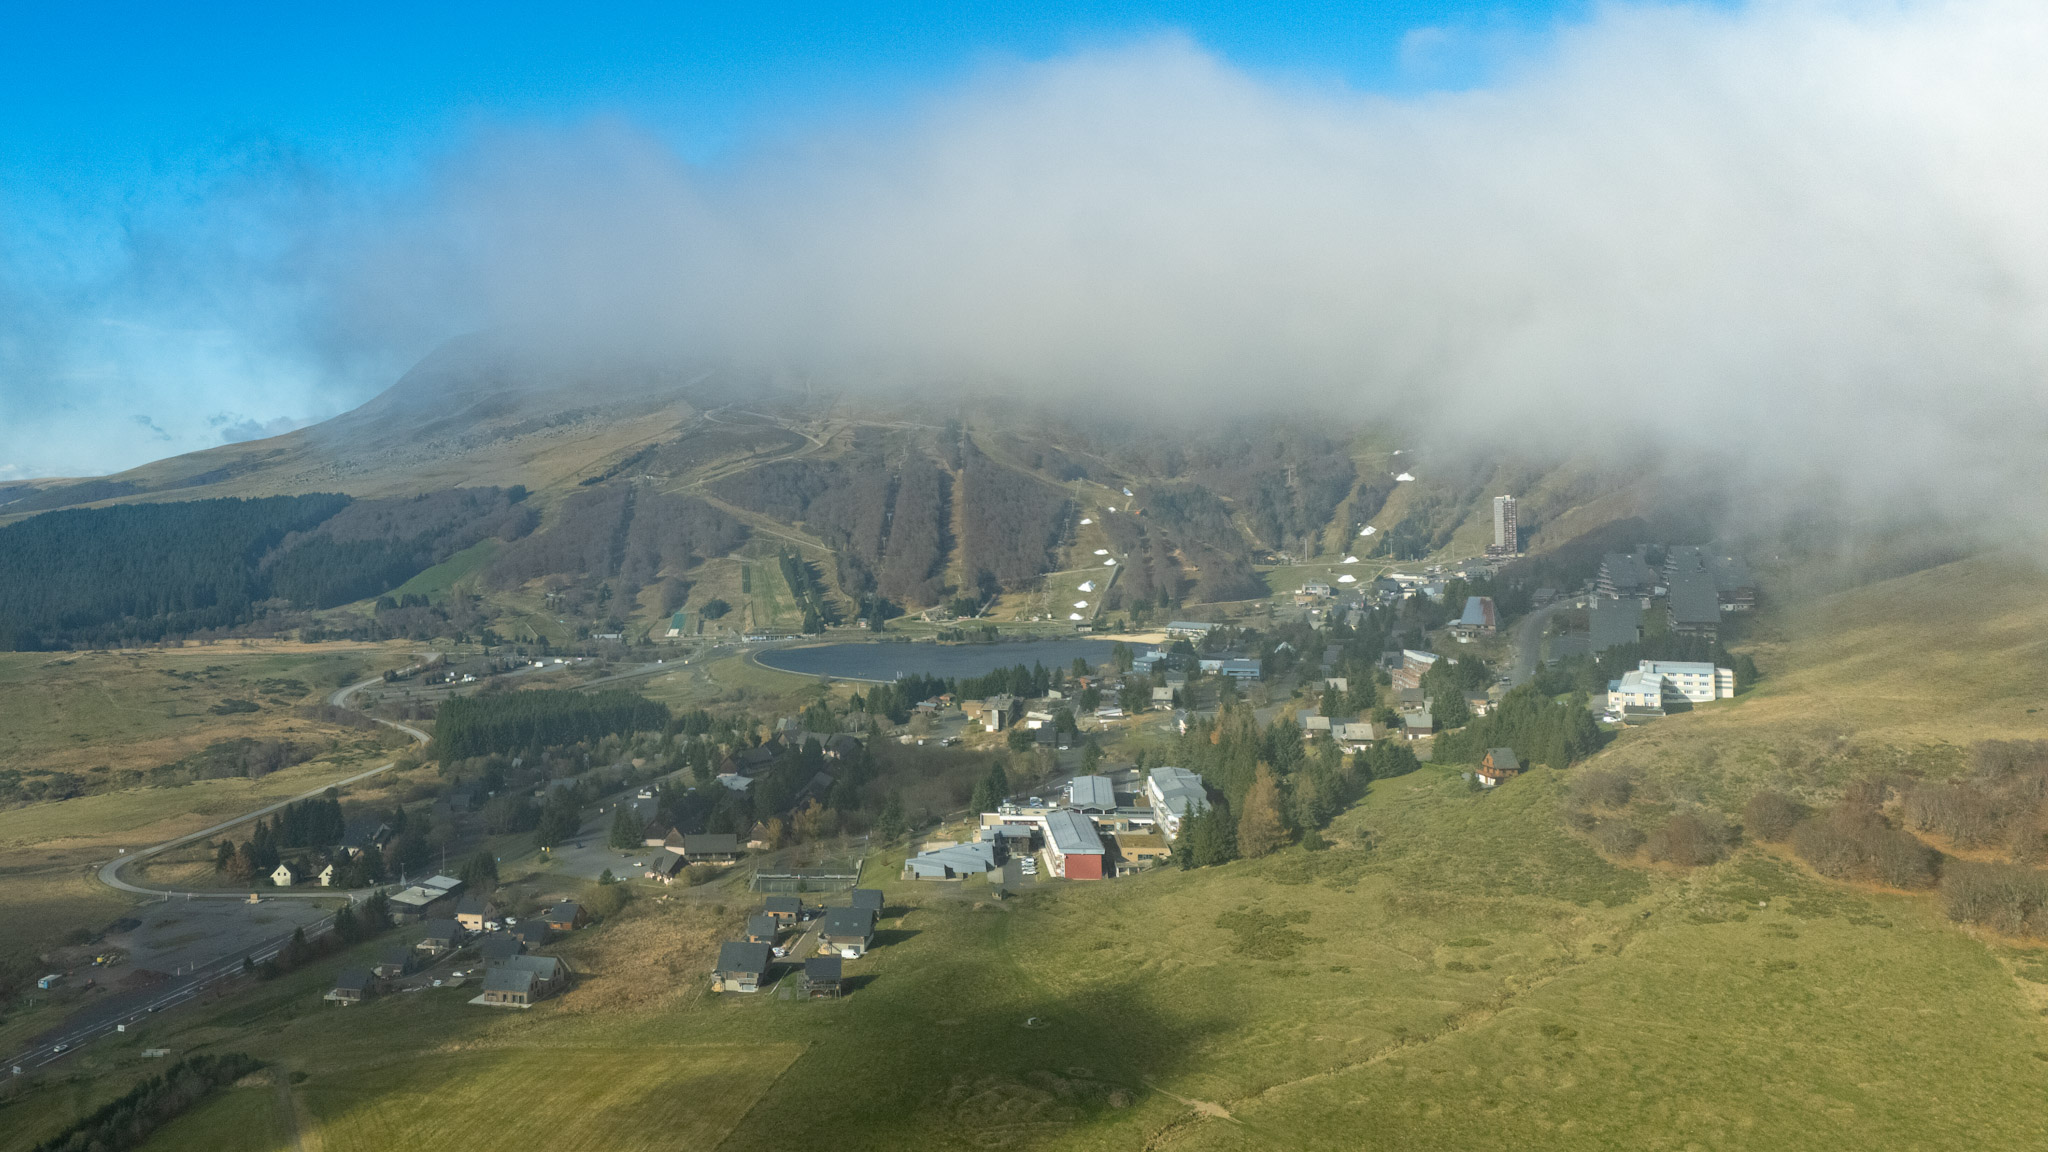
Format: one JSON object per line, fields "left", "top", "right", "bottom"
{"left": 373, "top": 946, "right": 414, "bottom": 979}
{"left": 850, "top": 888, "right": 885, "bottom": 915}
{"left": 1588, "top": 598, "right": 1645, "bottom": 653}
{"left": 478, "top": 967, "right": 538, "bottom": 1007}
{"left": 325, "top": 968, "right": 372, "bottom": 1004}
{"left": 472, "top": 954, "right": 567, "bottom": 1007}
{"left": 1598, "top": 551, "right": 1658, "bottom": 599}
{"left": 802, "top": 956, "right": 844, "bottom": 998}
{"left": 1042, "top": 809, "right": 1107, "bottom": 879}
{"left": 1476, "top": 748, "right": 1522, "bottom": 788}
{"left": 454, "top": 895, "right": 495, "bottom": 934}
{"left": 904, "top": 840, "right": 1000, "bottom": 880}
{"left": 316, "top": 863, "right": 337, "bottom": 887}
{"left": 715, "top": 942, "right": 774, "bottom": 993}
{"left": 667, "top": 832, "right": 743, "bottom": 863}
{"left": 417, "top": 918, "right": 464, "bottom": 956}
{"left": 477, "top": 934, "right": 524, "bottom": 966}
{"left": 762, "top": 895, "right": 804, "bottom": 924}
{"left": 543, "top": 902, "right": 588, "bottom": 933}
{"left": 1403, "top": 711, "right": 1436, "bottom": 740}
{"left": 745, "top": 915, "right": 781, "bottom": 944}
{"left": 1145, "top": 766, "right": 1207, "bottom": 840}
{"left": 1067, "top": 775, "right": 1118, "bottom": 814}
{"left": 512, "top": 919, "right": 551, "bottom": 948}
{"left": 980, "top": 694, "right": 1019, "bottom": 731}
{"left": 270, "top": 862, "right": 300, "bottom": 887}
{"left": 1449, "top": 596, "right": 1498, "bottom": 641}
{"left": 338, "top": 818, "right": 392, "bottom": 859}
{"left": 819, "top": 908, "right": 876, "bottom": 958}
{"left": 388, "top": 875, "right": 463, "bottom": 922}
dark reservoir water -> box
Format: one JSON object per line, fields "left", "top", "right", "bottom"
{"left": 756, "top": 639, "right": 1147, "bottom": 683}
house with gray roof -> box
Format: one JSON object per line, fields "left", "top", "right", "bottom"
{"left": 716, "top": 942, "right": 774, "bottom": 992}
{"left": 477, "top": 967, "right": 538, "bottom": 1007}
{"left": 325, "top": 968, "right": 373, "bottom": 1004}
{"left": 416, "top": 918, "right": 463, "bottom": 955}
{"left": 820, "top": 908, "right": 875, "bottom": 957}
{"left": 1667, "top": 571, "right": 1722, "bottom": 639}
{"left": 763, "top": 895, "right": 804, "bottom": 923}
{"left": 849, "top": 888, "right": 884, "bottom": 914}
{"left": 1588, "top": 598, "right": 1643, "bottom": 653}
{"left": 477, "top": 934, "right": 523, "bottom": 966}
{"left": 745, "top": 915, "right": 781, "bottom": 944}
{"left": 373, "top": 946, "right": 413, "bottom": 979}
{"left": 803, "top": 956, "right": 843, "bottom": 998}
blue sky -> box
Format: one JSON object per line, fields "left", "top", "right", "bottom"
{"left": 0, "top": 1, "right": 1599, "bottom": 479}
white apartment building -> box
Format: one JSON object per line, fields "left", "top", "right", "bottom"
{"left": 1609, "top": 660, "right": 1735, "bottom": 712}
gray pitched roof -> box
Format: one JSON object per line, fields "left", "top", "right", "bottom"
{"left": 717, "top": 941, "right": 772, "bottom": 974}
{"left": 763, "top": 896, "right": 801, "bottom": 914}
{"left": 747, "top": 915, "right": 780, "bottom": 937}
{"left": 820, "top": 907, "right": 874, "bottom": 939}
{"left": 1068, "top": 775, "right": 1116, "bottom": 810}
{"left": 804, "top": 956, "right": 842, "bottom": 983}
{"left": 478, "top": 935, "right": 523, "bottom": 962}
{"left": 421, "top": 918, "right": 460, "bottom": 941}
{"left": 333, "top": 967, "right": 372, "bottom": 991}
{"left": 849, "top": 888, "right": 883, "bottom": 912}
{"left": 482, "top": 968, "right": 534, "bottom": 994}
{"left": 1148, "top": 766, "right": 1207, "bottom": 818}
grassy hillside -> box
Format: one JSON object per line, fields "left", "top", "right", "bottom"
{"left": 1587, "top": 552, "right": 2048, "bottom": 807}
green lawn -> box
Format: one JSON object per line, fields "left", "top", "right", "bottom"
{"left": 388, "top": 538, "right": 501, "bottom": 602}
{"left": 142, "top": 1084, "right": 294, "bottom": 1152}
{"left": 302, "top": 1044, "right": 801, "bottom": 1152}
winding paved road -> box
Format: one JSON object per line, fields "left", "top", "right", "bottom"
{"left": 11, "top": 679, "right": 428, "bottom": 1077}
{"left": 95, "top": 678, "right": 428, "bottom": 900}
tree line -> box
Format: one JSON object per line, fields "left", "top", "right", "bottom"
{"left": 32, "top": 1052, "right": 267, "bottom": 1152}
{"left": 0, "top": 488, "right": 535, "bottom": 649}
{"left": 432, "top": 689, "right": 671, "bottom": 760}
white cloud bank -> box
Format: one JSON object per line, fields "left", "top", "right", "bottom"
{"left": 7, "top": 1, "right": 2048, "bottom": 541}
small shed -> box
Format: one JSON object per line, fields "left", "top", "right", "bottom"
{"left": 803, "top": 956, "right": 844, "bottom": 999}
{"left": 716, "top": 941, "right": 774, "bottom": 993}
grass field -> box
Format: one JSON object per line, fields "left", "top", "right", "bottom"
{"left": 0, "top": 643, "right": 421, "bottom": 777}
{"left": 303, "top": 1044, "right": 802, "bottom": 1152}
{"left": 389, "top": 538, "right": 501, "bottom": 603}
{"left": 143, "top": 1082, "right": 296, "bottom": 1152}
